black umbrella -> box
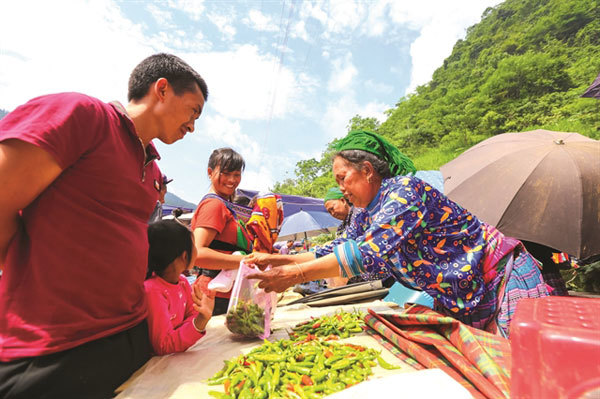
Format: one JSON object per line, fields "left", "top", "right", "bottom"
{"left": 440, "top": 130, "right": 600, "bottom": 259}
{"left": 582, "top": 72, "right": 600, "bottom": 99}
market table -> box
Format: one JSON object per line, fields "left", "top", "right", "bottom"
{"left": 116, "top": 300, "right": 420, "bottom": 398}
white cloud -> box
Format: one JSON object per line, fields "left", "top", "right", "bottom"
{"left": 0, "top": 0, "right": 151, "bottom": 110}
{"left": 239, "top": 166, "right": 275, "bottom": 192}
{"left": 148, "top": 29, "right": 212, "bottom": 53}
{"left": 167, "top": 0, "right": 205, "bottom": 21}
{"left": 297, "top": 0, "right": 500, "bottom": 95}
{"left": 323, "top": 0, "right": 366, "bottom": 35}
{"left": 386, "top": 0, "right": 503, "bottom": 94}
{"left": 183, "top": 45, "right": 310, "bottom": 121}
{"left": 298, "top": 2, "right": 328, "bottom": 26}
{"left": 243, "top": 9, "right": 278, "bottom": 32}
{"left": 362, "top": 1, "right": 390, "bottom": 37}
{"left": 291, "top": 20, "right": 309, "bottom": 42}
{"left": 146, "top": 3, "right": 175, "bottom": 29}
{"left": 327, "top": 54, "right": 358, "bottom": 93}
{"left": 199, "top": 114, "right": 261, "bottom": 165}
{"left": 320, "top": 93, "right": 388, "bottom": 140}
{"left": 321, "top": 95, "right": 354, "bottom": 138}
{"left": 357, "top": 101, "right": 388, "bottom": 125}
{"left": 207, "top": 12, "right": 237, "bottom": 40}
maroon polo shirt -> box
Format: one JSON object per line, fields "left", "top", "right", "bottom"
{"left": 0, "top": 92, "right": 161, "bottom": 361}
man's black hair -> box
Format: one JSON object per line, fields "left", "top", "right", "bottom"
{"left": 128, "top": 53, "right": 208, "bottom": 102}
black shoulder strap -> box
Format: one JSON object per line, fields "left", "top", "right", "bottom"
{"left": 208, "top": 239, "right": 247, "bottom": 253}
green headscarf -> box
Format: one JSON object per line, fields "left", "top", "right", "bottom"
{"left": 323, "top": 187, "right": 344, "bottom": 203}
{"left": 334, "top": 130, "right": 416, "bottom": 177}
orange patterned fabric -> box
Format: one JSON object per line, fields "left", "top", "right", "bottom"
{"left": 365, "top": 306, "right": 512, "bottom": 399}
{"left": 246, "top": 193, "right": 284, "bottom": 253}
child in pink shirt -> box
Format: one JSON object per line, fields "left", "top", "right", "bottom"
{"left": 145, "top": 220, "right": 214, "bottom": 355}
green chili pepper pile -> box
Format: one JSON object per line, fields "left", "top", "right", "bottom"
{"left": 207, "top": 336, "right": 400, "bottom": 399}
{"left": 289, "top": 310, "right": 365, "bottom": 340}
{"left": 225, "top": 300, "right": 266, "bottom": 337}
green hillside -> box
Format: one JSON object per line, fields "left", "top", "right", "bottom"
{"left": 274, "top": 0, "right": 600, "bottom": 197}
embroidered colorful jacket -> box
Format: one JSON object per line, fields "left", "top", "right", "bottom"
{"left": 315, "top": 175, "right": 509, "bottom": 323}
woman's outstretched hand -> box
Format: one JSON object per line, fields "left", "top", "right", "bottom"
{"left": 243, "top": 252, "right": 273, "bottom": 270}
{"left": 247, "top": 265, "right": 301, "bottom": 293}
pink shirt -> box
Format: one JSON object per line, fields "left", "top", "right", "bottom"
{"left": 0, "top": 93, "right": 161, "bottom": 361}
{"left": 144, "top": 275, "right": 205, "bottom": 355}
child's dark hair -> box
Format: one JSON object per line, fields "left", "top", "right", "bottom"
{"left": 147, "top": 220, "right": 193, "bottom": 279}
{"left": 232, "top": 193, "right": 251, "bottom": 206}
{"left": 208, "top": 148, "right": 245, "bottom": 173}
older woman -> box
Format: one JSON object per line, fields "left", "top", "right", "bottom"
{"left": 248, "top": 130, "right": 549, "bottom": 336}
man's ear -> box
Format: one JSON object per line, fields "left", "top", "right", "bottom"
{"left": 154, "top": 78, "right": 169, "bottom": 101}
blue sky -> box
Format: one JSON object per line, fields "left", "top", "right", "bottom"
{"left": 0, "top": 0, "right": 502, "bottom": 204}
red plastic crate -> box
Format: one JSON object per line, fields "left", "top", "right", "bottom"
{"left": 510, "top": 296, "right": 600, "bottom": 398}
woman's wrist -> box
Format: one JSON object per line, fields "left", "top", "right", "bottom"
{"left": 293, "top": 263, "right": 307, "bottom": 283}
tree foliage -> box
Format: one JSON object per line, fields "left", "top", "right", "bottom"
{"left": 273, "top": 0, "right": 600, "bottom": 198}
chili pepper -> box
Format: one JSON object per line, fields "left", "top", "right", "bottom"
{"left": 208, "top": 332, "right": 396, "bottom": 399}
{"left": 311, "top": 370, "right": 328, "bottom": 383}
{"left": 331, "top": 358, "right": 354, "bottom": 370}
{"left": 208, "top": 390, "right": 233, "bottom": 399}
{"left": 290, "top": 310, "right": 365, "bottom": 340}
{"left": 324, "top": 355, "right": 343, "bottom": 366}
{"left": 301, "top": 375, "right": 313, "bottom": 386}
{"left": 287, "top": 364, "right": 311, "bottom": 375}
{"left": 207, "top": 375, "right": 229, "bottom": 385}
{"left": 272, "top": 362, "right": 281, "bottom": 389}
{"left": 251, "top": 353, "right": 286, "bottom": 362}
{"left": 238, "top": 387, "right": 253, "bottom": 399}
{"left": 211, "top": 362, "right": 228, "bottom": 380}
{"left": 376, "top": 354, "right": 401, "bottom": 370}
{"left": 225, "top": 300, "right": 266, "bottom": 337}
{"left": 243, "top": 364, "right": 258, "bottom": 387}
{"left": 229, "top": 373, "right": 244, "bottom": 391}
{"left": 254, "top": 386, "right": 267, "bottom": 399}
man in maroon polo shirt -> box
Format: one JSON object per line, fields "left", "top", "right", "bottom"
{"left": 0, "top": 53, "right": 208, "bottom": 399}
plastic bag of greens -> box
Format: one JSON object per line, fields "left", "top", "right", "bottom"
{"left": 225, "top": 260, "right": 277, "bottom": 339}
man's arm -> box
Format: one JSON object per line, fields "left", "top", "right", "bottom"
{"left": 0, "top": 139, "right": 63, "bottom": 265}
